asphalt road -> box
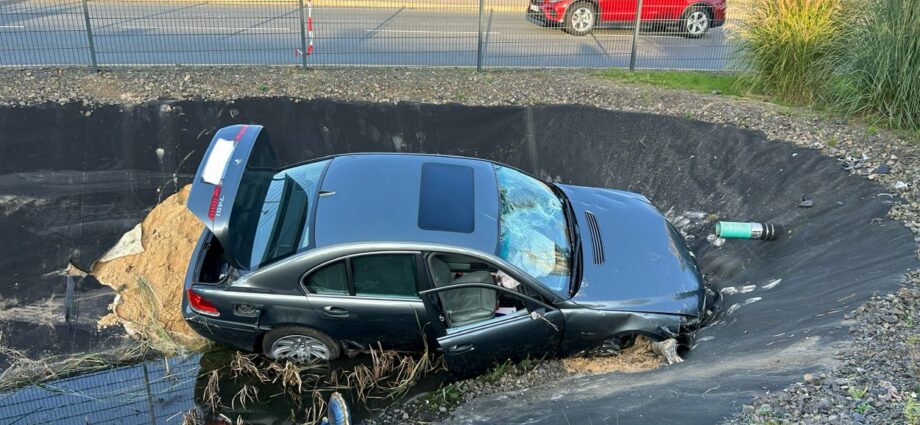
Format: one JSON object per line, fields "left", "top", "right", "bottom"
{"left": 0, "top": 0, "right": 738, "bottom": 69}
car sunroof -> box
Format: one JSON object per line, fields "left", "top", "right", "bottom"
{"left": 418, "top": 162, "right": 475, "bottom": 233}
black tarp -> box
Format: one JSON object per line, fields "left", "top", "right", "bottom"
{"left": 0, "top": 99, "right": 914, "bottom": 423}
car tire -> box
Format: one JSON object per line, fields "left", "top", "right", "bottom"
{"left": 680, "top": 6, "right": 710, "bottom": 38}
{"left": 564, "top": 1, "right": 596, "bottom": 36}
{"left": 262, "top": 326, "right": 341, "bottom": 363}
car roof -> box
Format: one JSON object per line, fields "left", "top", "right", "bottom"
{"left": 310, "top": 153, "right": 501, "bottom": 255}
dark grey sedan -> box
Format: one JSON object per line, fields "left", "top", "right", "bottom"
{"left": 182, "top": 124, "right": 713, "bottom": 375}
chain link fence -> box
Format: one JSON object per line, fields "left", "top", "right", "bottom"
{"left": 0, "top": 356, "right": 200, "bottom": 424}
{"left": 1, "top": 0, "right": 747, "bottom": 69}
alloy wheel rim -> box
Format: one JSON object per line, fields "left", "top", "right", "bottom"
{"left": 572, "top": 7, "right": 593, "bottom": 32}
{"left": 686, "top": 11, "right": 708, "bottom": 35}
{"left": 271, "top": 335, "right": 330, "bottom": 363}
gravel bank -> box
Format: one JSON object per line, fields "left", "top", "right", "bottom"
{"left": 1, "top": 67, "right": 917, "bottom": 424}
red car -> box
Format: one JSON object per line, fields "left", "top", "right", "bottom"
{"left": 528, "top": 0, "right": 726, "bottom": 37}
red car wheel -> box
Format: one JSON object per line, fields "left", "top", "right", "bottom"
{"left": 564, "top": 1, "right": 596, "bottom": 36}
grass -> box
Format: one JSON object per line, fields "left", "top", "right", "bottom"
{"left": 0, "top": 342, "right": 153, "bottom": 392}
{"left": 595, "top": 69, "right": 920, "bottom": 139}
{"left": 736, "top": 0, "right": 847, "bottom": 103}
{"left": 418, "top": 383, "right": 463, "bottom": 413}
{"left": 478, "top": 360, "right": 512, "bottom": 385}
{"left": 906, "top": 397, "right": 920, "bottom": 425}
{"left": 848, "top": 385, "right": 869, "bottom": 399}
{"left": 596, "top": 69, "right": 751, "bottom": 97}
{"left": 827, "top": 0, "right": 920, "bottom": 130}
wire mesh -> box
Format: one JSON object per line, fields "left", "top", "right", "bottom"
{"left": 0, "top": 356, "right": 200, "bottom": 424}
{"left": 1, "top": 0, "right": 744, "bottom": 69}
{"left": 0, "top": 0, "right": 91, "bottom": 66}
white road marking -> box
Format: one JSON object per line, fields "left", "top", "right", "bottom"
{"left": 0, "top": 25, "right": 25, "bottom": 29}
{"left": 365, "top": 29, "right": 499, "bottom": 35}
{"left": 118, "top": 25, "right": 290, "bottom": 31}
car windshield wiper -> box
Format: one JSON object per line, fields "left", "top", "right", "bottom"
{"left": 552, "top": 184, "right": 582, "bottom": 298}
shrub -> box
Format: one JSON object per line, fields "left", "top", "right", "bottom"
{"left": 736, "top": 0, "right": 848, "bottom": 103}
{"left": 829, "top": 0, "right": 920, "bottom": 130}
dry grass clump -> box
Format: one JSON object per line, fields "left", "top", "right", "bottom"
{"left": 562, "top": 335, "right": 663, "bottom": 374}
{"left": 0, "top": 343, "right": 149, "bottom": 392}
{"left": 204, "top": 342, "right": 444, "bottom": 424}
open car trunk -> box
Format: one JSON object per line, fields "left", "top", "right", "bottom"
{"left": 186, "top": 125, "right": 280, "bottom": 271}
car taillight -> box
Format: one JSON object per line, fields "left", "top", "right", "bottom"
{"left": 187, "top": 288, "right": 220, "bottom": 317}
{"left": 207, "top": 185, "right": 222, "bottom": 221}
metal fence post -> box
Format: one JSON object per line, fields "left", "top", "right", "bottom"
{"left": 298, "top": 0, "right": 308, "bottom": 67}
{"left": 80, "top": 0, "right": 98, "bottom": 71}
{"left": 628, "top": 0, "right": 643, "bottom": 71}
{"left": 476, "top": 0, "right": 484, "bottom": 71}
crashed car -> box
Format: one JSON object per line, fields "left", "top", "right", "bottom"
{"left": 183, "top": 124, "right": 714, "bottom": 375}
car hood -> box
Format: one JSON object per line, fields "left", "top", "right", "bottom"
{"left": 559, "top": 184, "right": 705, "bottom": 317}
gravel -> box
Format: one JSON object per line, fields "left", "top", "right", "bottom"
{"left": 725, "top": 277, "right": 920, "bottom": 425}
{"left": 1, "top": 66, "right": 918, "bottom": 424}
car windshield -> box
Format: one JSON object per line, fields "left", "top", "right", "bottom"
{"left": 247, "top": 160, "right": 330, "bottom": 268}
{"left": 494, "top": 165, "right": 572, "bottom": 294}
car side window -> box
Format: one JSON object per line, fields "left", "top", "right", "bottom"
{"left": 352, "top": 254, "right": 418, "bottom": 298}
{"left": 435, "top": 285, "right": 531, "bottom": 330}
{"left": 304, "top": 260, "right": 349, "bottom": 295}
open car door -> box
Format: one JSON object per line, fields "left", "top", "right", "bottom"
{"left": 419, "top": 283, "right": 564, "bottom": 377}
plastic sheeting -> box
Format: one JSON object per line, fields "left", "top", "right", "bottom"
{"left": 0, "top": 100, "right": 915, "bottom": 424}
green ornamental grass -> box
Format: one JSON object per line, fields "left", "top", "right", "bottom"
{"left": 737, "top": 0, "right": 848, "bottom": 103}
{"left": 830, "top": 0, "right": 920, "bottom": 130}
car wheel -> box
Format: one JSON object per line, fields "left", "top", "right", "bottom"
{"left": 564, "top": 1, "right": 596, "bottom": 36}
{"left": 681, "top": 6, "right": 710, "bottom": 38}
{"left": 262, "top": 326, "right": 341, "bottom": 363}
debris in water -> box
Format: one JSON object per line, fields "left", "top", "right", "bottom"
{"left": 651, "top": 338, "right": 683, "bottom": 365}
{"left": 762, "top": 279, "right": 783, "bottom": 290}
{"left": 561, "top": 335, "right": 664, "bottom": 374}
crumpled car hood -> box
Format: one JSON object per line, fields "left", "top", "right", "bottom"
{"left": 559, "top": 184, "right": 705, "bottom": 317}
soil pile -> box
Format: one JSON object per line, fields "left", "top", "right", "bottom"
{"left": 561, "top": 336, "right": 662, "bottom": 374}
{"left": 93, "top": 185, "right": 207, "bottom": 351}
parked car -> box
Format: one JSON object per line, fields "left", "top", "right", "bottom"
{"left": 182, "top": 125, "right": 714, "bottom": 375}
{"left": 527, "top": 0, "right": 726, "bottom": 37}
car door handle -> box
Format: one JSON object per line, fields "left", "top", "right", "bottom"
{"left": 322, "top": 306, "right": 349, "bottom": 317}
{"left": 450, "top": 343, "right": 474, "bottom": 354}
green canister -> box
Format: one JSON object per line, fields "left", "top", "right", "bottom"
{"left": 715, "top": 221, "right": 781, "bottom": 240}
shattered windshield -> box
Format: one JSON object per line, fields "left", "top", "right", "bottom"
{"left": 248, "top": 160, "right": 330, "bottom": 268}
{"left": 494, "top": 166, "right": 572, "bottom": 293}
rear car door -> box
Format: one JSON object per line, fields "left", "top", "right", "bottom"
{"left": 598, "top": 0, "right": 638, "bottom": 23}
{"left": 304, "top": 252, "right": 429, "bottom": 350}
{"left": 419, "top": 283, "right": 564, "bottom": 377}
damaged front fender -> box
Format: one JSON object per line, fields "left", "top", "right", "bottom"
{"left": 555, "top": 305, "right": 685, "bottom": 357}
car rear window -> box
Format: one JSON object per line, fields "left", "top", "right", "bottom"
{"left": 304, "top": 260, "right": 348, "bottom": 295}
{"left": 248, "top": 159, "right": 330, "bottom": 268}
{"left": 418, "top": 162, "right": 475, "bottom": 233}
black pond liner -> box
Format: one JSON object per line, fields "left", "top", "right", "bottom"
{"left": 0, "top": 99, "right": 915, "bottom": 424}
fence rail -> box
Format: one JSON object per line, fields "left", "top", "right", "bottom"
{"left": 0, "top": 0, "right": 746, "bottom": 69}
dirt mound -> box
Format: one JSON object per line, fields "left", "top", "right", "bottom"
{"left": 93, "top": 185, "right": 207, "bottom": 351}
{"left": 561, "top": 336, "right": 662, "bottom": 374}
